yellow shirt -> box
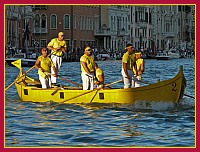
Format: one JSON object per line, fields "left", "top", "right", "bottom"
{"left": 80, "top": 54, "right": 95, "bottom": 73}
{"left": 133, "top": 58, "right": 143, "bottom": 75}
{"left": 122, "top": 52, "right": 136, "bottom": 70}
{"left": 37, "top": 56, "right": 55, "bottom": 77}
{"left": 47, "top": 38, "right": 67, "bottom": 56}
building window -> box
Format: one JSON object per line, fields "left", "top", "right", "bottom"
{"left": 74, "top": 15, "right": 76, "bottom": 30}
{"left": 41, "top": 14, "right": 47, "bottom": 33}
{"left": 65, "top": 39, "right": 70, "bottom": 47}
{"left": 166, "top": 23, "right": 170, "bottom": 32}
{"left": 86, "top": 16, "right": 90, "bottom": 30}
{"left": 64, "top": 14, "right": 70, "bottom": 29}
{"left": 80, "top": 16, "right": 84, "bottom": 30}
{"left": 40, "top": 39, "right": 47, "bottom": 48}
{"left": 50, "top": 14, "right": 57, "bottom": 29}
{"left": 41, "top": 14, "right": 46, "bottom": 28}
{"left": 34, "top": 14, "right": 40, "bottom": 33}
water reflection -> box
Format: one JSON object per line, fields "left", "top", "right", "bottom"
{"left": 5, "top": 58, "right": 195, "bottom": 147}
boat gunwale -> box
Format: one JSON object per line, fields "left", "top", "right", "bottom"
{"left": 15, "top": 66, "right": 184, "bottom": 93}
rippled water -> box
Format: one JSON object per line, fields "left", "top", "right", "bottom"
{"left": 5, "top": 58, "right": 195, "bottom": 147}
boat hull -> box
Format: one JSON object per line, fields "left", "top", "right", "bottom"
{"left": 155, "top": 56, "right": 170, "bottom": 60}
{"left": 14, "top": 66, "right": 186, "bottom": 104}
{"left": 6, "top": 58, "right": 36, "bottom": 67}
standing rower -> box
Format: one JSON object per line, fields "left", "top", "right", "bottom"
{"left": 47, "top": 32, "right": 67, "bottom": 84}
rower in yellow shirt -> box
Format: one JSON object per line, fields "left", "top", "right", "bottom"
{"left": 80, "top": 46, "right": 96, "bottom": 90}
{"left": 47, "top": 32, "right": 67, "bottom": 84}
{"left": 35, "top": 48, "right": 57, "bottom": 88}
{"left": 94, "top": 63, "right": 104, "bottom": 89}
{"left": 121, "top": 43, "right": 137, "bottom": 88}
{"left": 133, "top": 50, "right": 145, "bottom": 87}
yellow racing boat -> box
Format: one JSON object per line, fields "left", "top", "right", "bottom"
{"left": 13, "top": 66, "right": 186, "bottom": 105}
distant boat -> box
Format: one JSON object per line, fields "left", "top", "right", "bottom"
{"left": 5, "top": 53, "right": 36, "bottom": 67}
{"left": 155, "top": 50, "right": 170, "bottom": 60}
{"left": 168, "top": 48, "right": 180, "bottom": 59}
{"left": 155, "top": 49, "right": 180, "bottom": 60}
{"left": 96, "top": 53, "right": 110, "bottom": 61}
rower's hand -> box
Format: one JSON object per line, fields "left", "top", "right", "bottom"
{"left": 54, "top": 74, "right": 57, "bottom": 77}
{"left": 138, "top": 71, "right": 142, "bottom": 75}
{"left": 126, "top": 75, "right": 130, "bottom": 79}
{"left": 39, "top": 68, "right": 44, "bottom": 72}
{"left": 57, "top": 46, "right": 61, "bottom": 50}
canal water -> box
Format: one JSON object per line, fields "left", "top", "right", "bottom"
{"left": 5, "top": 58, "right": 195, "bottom": 147}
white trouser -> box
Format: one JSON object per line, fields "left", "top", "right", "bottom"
{"left": 81, "top": 72, "right": 94, "bottom": 90}
{"left": 39, "top": 75, "right": 52, "bottom": 88}
{"left": 121, "top": 69, "right": 134, "bottom": 89}
{"left": 132, "top": 75, "right": 141, "bottom": 88}
{"left": 51, "top": 55, "right": 62, "bottom": 83}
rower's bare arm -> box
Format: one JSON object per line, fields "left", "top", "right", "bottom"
{"left": 35, "top": 59, "right": 40, "bottom": 69}
{"left": 81, "top": 62, "right": 90, "bottom": 75}
{"left": 137, "top": 60, "right": 144, "bottom": 75}
{"left": 123, "top": 62, "right": 130, "bottom": 79}
{"left": 61, "top": 47, "right": 67, "bottom": 52}
{"left": 52, "top": 66, "right": 57, "bottom": 77}
{"left": 141, "top": 60, "right": 144, "bottom": 73}
{"left": 98, "top": 75, "right": 104, "bottom": 83}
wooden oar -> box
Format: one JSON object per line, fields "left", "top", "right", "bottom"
{"left": 57, "top": 76, "right": 82, "bottom": 88}
{"left": 184, "top": 94, "right": 195, "bottom": 99}
{"left": 43, "top": 71, "right": 82, "bottom": 88}
{"left": 5, "top": 66, "right": 35, "bottom": 91}
{"left": 63, "top": 89, "right": 96, "bottom": 103}
{"left": 90, "top": 89, "right": 99, "bottom": 103}
{"left": 104, "top": 79, "right": 123, "bottom": 87}
{"left": 51, "top": 87, "right": 62, "bottom": 95}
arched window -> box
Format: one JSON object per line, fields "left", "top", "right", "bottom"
{"left": 41, "top": 14, "right": 47, "bottom": 28}
{"left": 50, "top": 14, "right": 57, "bottom": 29}
{"left": 41, "top": 14, "right": 47, "bottom": 33}
{"left": 64, "top": 14, "right": 70, "bottom": 29}
{"left": 34, "top": 14, "right": 40, "bottom": 33}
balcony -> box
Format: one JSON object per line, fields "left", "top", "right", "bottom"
{"left": 164, "top": 32, "right": 176, "bottom": 38}
{"left": 33, "top": 27, "right": 47, "bottom": 34}
{"left": 94, "top": 28, "right": 111, "bottom": 36}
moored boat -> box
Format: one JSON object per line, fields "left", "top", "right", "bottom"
{"left": 155, "top": 49, "right": 180, "bottom": 60}
{"left": 96, "top": 53, "right": 110, "bottom": 61}
{"left": 155, "top": 50, "right": 170, "bottom": 60}
{"left": 5, "top": 53, "right": 36, "bottom": 67}
{"left": 13, "top": 66, "right": 186, "bottom": 105}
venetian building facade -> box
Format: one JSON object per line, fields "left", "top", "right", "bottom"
{"left": 94, "top": 5, "right": 129, "bottom": 51}
{"left": 129, "top": 6, "right": 154, "bottom": 51}
{"left": 31, "top": 5, "right": 99, "bottom": 50}
{"left": 5, "top": 5, "right": 195, "bottom": 56}
{"left": 152, "top": 5, "right": 195, "bottom": 51}
{"left": 5, "top": 5, "right": 33, "bottom": 52}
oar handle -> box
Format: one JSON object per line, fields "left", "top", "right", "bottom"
{"left": 104, "top": 79, "right": 122, "bottom": 87}
{"left": 57, "top": 76, "right": 82, "bottom": 87}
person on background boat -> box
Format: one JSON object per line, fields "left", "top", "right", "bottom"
{"left": 132, "top": 50, "right": 145, "bottom": 87}
{"left": 121, "top": 43, "right": 137, "bottom": 89}
{"left": 94, "top": 63, "right": 104, "bottom": 89}
{"left": 80, "top": 46, "right": 96, "bottom": 90}
{"left": 35, "top": 48, "right": 57, "bottom": 88}
{"left": 47, "top": 32, "right": 67, "bottom": 85}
